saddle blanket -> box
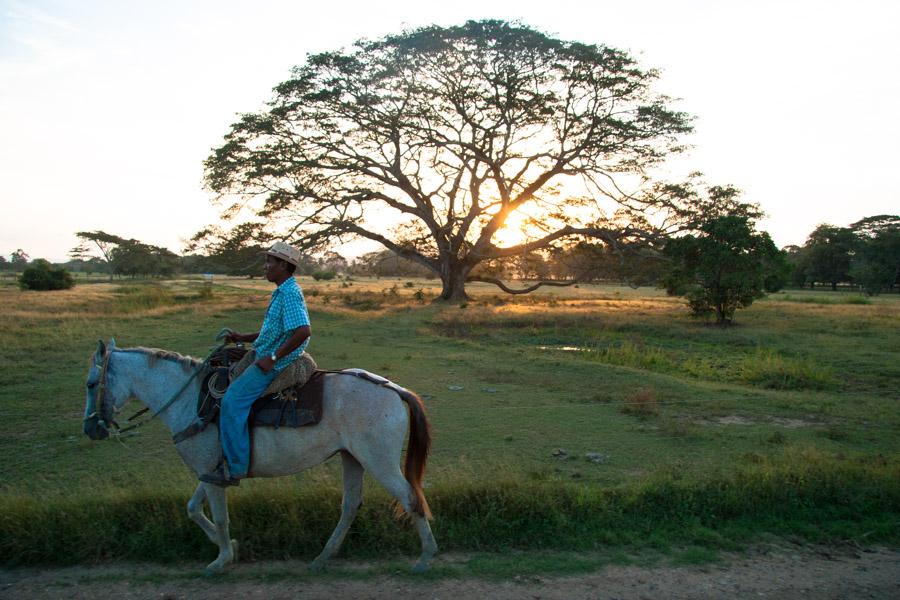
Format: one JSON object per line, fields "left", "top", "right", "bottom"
{"left": 199, "top": 368, "right": 326, "bottom": 429}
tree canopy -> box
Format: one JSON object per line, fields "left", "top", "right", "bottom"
{"left": 785, "top": 215, "right": 899, "bottom": 294}
{"left": 663, "top": 215, "right": 787, "bottom": 324}
{"left": 74, "top": 231, "right": 180, "bottom": 278}
{"left": 848, "top": 215, "right": 900, "bottom": 295}
{"left": 804, "top": 225, "right": 856, "bottom": 291}
{"left": 204, "top": 20, "right": 711, "bottom": 300}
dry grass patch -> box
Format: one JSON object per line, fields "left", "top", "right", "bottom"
{"left": 621, "top": 387, "right": 660, "bottom": 418}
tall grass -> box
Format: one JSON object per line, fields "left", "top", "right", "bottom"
{"left": 593, "top": 340, "right": 671, "bottom": 371}
{"left": 112, "top": 284, "right": 179, "bottom": 311}
{"left": 2, "top": 457, "right": 897, "bottom": 565}
{"left": 737, "top": 347, "right": 837, "bottom": 390}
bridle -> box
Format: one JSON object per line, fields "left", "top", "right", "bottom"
{"left": 84, "top": 348, "right": 119, "bottom": 436}
{"left": 85, "top": 339, "right": 228, "bottom": 439}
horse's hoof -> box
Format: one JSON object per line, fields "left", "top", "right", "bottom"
{"left": 411, "top": 561, "right": 430, "bottom": 574}
{"left": 308, "top": 558, "right": 326, "bottom": 572}
{"left": 231, "top": 539, "right": 239, "bottom": 562}
{"left": 204, "top": 559, "right": 228, "bottom": 577}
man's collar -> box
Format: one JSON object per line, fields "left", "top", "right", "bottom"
{"left": 272, "top": 276, "right": 297, "bottom": 295}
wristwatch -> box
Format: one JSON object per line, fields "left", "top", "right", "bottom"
{"left": 270, "top": 352, "right": 278, "bottom": 362}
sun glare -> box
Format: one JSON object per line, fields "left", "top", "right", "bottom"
{"left": 492, "top": 210, "right": 535, "bottom": 248}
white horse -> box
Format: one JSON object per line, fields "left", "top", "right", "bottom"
{"left": 82, "top": 339, "right": 437, "bottom": 574}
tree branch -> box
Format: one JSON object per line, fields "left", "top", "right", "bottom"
{"left": 466, "top": 273, "right": 592, "bottom": 295}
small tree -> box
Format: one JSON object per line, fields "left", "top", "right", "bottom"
{"left": 663, "top": 215, "right": 787, "bottom": 324}
{"left": 9, "top": 249, "right": 30, "bottom": 272}
{"left": 19, "top": 260, "right": 75, "bottom": 291}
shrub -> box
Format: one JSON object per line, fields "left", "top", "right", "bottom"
{"left": 341, "top": 294, "right": 382, "bottom": 311}
{"left": 311, "top": 270, "right": 336, "bottom": 281}
{"left": 18, "top": 260, "right": 75, "bottom": 291}
{"left": 621, "top": 387, "right": 659, "bottom": 418}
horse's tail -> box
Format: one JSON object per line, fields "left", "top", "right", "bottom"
{"left": 396, "top": 386, "right": 433, "bottom": 520}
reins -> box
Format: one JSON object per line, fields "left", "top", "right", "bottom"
{"left": 100, "top": 329, "right": 234, "bottom": 437}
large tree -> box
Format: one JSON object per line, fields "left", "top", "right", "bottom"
{"left": 804, "top": 224, "right": 856, "bottom": 291}
{"left": 849, "top": 215, "right": 900, "bottom": 295}
{"left": 204, "top": 20, "right": 704, "bottom": 300}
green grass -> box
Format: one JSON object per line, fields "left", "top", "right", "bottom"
{"left": 3, "top": 455, "right": 897, "bottom": 565}
{"left": 1, "top": 277, "right": 898, "bottom": 566}
{"left": 776, "top": 293, "right": 872, "bottom": 305}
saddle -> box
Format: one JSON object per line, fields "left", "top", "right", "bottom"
{"left": 172, "top": 346, "right": 324, "bottom": 444}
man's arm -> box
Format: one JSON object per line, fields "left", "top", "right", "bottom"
{"left": 255, "top": 325, "right": 311, "bottom": 373}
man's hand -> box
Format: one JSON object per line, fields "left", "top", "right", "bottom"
{"left": 255, "top": 354, "right": 275, "bottom": 373}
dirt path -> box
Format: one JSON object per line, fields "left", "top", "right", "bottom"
{"left": 2, "top": 547, "right": 898, "bottom": 600}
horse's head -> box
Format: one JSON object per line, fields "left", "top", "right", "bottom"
{"left": 83, "top": 339, "right": 119, "bottom": 440}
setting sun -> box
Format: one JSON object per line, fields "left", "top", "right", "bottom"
{"left": 491, "top": 210, "right": 534, "bottom": 248}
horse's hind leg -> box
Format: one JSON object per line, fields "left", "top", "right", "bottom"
{"left": 310, "top": 451, "right": 364, "bottom": 571}
{"left": 360, "top": 459, "right": 437, "bottom": 573}
{"left": 201, "top": 484, "right": 238, "bottom": 575}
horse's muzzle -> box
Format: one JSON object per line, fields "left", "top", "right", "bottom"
{"left": 83, "top": 415, "right": 110, "bottom": 440}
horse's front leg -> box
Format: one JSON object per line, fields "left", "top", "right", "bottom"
{"left": 201, "top": 483, "right": 238, "bottom": 575}
{"left": 187, "top": 484, "right": 218, "bottom": 543}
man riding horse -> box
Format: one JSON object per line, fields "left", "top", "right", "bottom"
{"left": 201, "top": 241, "right": 311, "bottom": 486}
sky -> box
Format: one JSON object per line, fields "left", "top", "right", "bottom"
{"left": 1, "top": 0, "right": 898, "bottom": 262}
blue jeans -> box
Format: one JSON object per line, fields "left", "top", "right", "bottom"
{"left": 220, "top": 365, "right": 276, "bottom": 477}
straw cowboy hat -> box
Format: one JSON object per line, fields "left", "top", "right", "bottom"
{"left": 263, "top": 241, "right": 302, "bottom": 267}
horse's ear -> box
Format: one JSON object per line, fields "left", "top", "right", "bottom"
{"left": 96, "top": 339, "right": 106, "bottom": 360}
{"left": 108, "top": 338, "right": 117, "bottom": 351}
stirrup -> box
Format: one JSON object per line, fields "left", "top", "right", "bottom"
{"left": 199, "top": 462, "right": 242, "bottom": 487}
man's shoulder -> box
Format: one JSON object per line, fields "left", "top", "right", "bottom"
{"left": 281, "top": 279, "right": 306, "bottom": 304}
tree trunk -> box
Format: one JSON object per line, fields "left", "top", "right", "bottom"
{"left": 437, "top": 260, "right": 471, "bottom": 302}
{"left": 714, "top": 303, "right": 730, "bottom": 325}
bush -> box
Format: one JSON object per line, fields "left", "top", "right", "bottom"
{"left": 18, "top": 260, "right": 75, "bottom": 291}
{"left": 311, "top": 269, "right": 336, "bottom": 281}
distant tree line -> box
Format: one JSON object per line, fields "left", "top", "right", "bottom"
{"left": 3, "top": 214, "right": 896, "bottom": 300}
{"left": 784, "top": 215, "right": 900, "bottom": 295}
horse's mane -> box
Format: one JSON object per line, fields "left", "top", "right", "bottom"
{"left": 120, "top": 347, "right": 201, "bottom": 373}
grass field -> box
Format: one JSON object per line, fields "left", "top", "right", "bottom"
{"left": 1, "top": 276, "right": 898, "bottom": 566}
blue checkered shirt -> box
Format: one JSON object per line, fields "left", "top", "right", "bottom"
{"left": 254, "top": 276, "right": 310, "bottom": 373}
